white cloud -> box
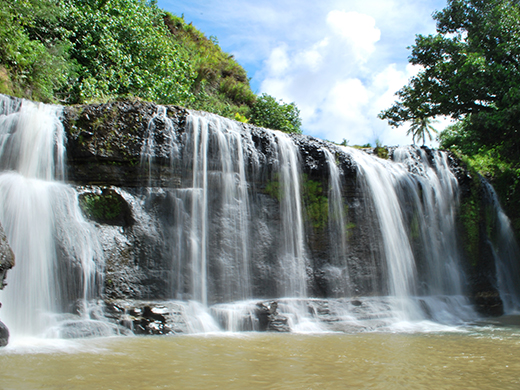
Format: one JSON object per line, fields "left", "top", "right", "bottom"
{"left": 326, "top": 11, "right": 381, "bottom": 62}
{"left": 158, "top": 0, "right": 448, "bottom": 146}
{"left": 265, "top": 45, "right": 290, "bottom": 75}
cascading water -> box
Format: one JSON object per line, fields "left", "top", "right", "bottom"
{"left": 182, "top": 113, "right": 251, "bottom": 304}
{"left": 345, "top": 147, "right": 420, "bottom": 319}
{"left": 0, "top": 96, "right": 104, "bottom": 338}
{"left": 482, "top": 180, "right": 520, "bottom": 313}
{"left": 344, "top": 146, "right": 475, "bottom": 322}
{"left": 3, "top": 97, "right": 519, "bottom": 338}
{"left": 392, "top": 146, "right": 467, "bottom": 297}
{"left": 141, "top": 110, "right": 309, "bottom": 304}
{"left": 324, "top": 149, "right": 350, "bottom": 297}
{"left": 272, "top": 132, "right": 307, "bottom": 298}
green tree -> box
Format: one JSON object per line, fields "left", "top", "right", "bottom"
{"left": 379, "top": 0, "right": 520, "bottom": 158}
{"left": 249, "top": 93, "right": 302, "bottom": 134}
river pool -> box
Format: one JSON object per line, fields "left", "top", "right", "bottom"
{"left": 1, "top": 324, "right": 520, "bottom": 389}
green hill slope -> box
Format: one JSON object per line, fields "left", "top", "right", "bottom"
{"left": 0, "top": 0, "right": 300, "bottom": 131}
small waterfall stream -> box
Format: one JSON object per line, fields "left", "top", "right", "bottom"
{"left": 183, "top": 113, "right": 252, "bottom": 304}
{"left": 346, "top": 147, "right": 420, "bottom": 319}
{"left": 272, "top": 132, "right": 307, "bottom": 298}
{"left": 324, "top": 149, "right": 350, "bottom": 296}
{"left": 345, "top": 146, "right": 475, "bottom": 322}
{"left": 482, "top": 180, "right": 520, "bottom": 313}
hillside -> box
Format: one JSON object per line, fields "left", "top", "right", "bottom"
{"left": 0, "top": 0, "right": 300, "bottom": 131}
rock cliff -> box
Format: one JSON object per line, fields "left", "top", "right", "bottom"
{"left": 59, "top": 99, "right": 511, "bottom": 321}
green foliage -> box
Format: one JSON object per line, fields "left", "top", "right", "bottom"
{"left": 302, "top": 175, "right": 329, "bottom": 231}
{"left": 250, "top": 93, "right": 302, "bottom": 134}
{"left": 440, "top": 117, "right": 520, "bottom": 237}
{"left": 162, "top": 12, "right": 256, "bottom": 117}
{"left": 408, "top": 115, "right": 438, "bottom": 145}
{"left": 374, "top": 146, "right": 389, "bottom": 159}
{"left": 264, "top": 174, "right": 282, "bottom": 201}
{"left": 62, "top": 0, "right": 196, "bottom": 105}
{"left": 0, "top": 0, "right": 302, "bottom": 133}
{"left": 234, "top": 112, "right": 249, "bottom": 123}
{"left": 0, "top": 0, "right": 74, "bottom": 101}
{"left": 79, "top": 191, "right": 123, "bottom": 223}
{"left": 438, "top": 118, "right": 482, "bottom": 155}
{"left": 379, "top": 0, "right": 520, "bottom": 157}
{"left": 458, "top": 163, "right": 482, "bottom": 264}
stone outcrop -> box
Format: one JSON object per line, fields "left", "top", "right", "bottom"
{"left": 0, "top": 223, "right": 14, "bottom": 290}
{"left": 58, "top": 99, "right": 515, "bottom": 318}
{"left": 0, "top": 222, "right": 14, "bottom": 346}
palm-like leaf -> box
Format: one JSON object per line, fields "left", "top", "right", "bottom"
{"left": 408, "top": 116, "right": 438, "bottom": 145}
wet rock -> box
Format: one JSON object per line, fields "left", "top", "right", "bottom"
{"left": 255, "top": 301, "right": 290, "bottom": 332}
{"left": 78, "top": 187, "right": 134, "bottom": 227}
{"left": 104, "top": 300, "right": 192, "bottom": 335}
{"left": 0, "top": 319, "right": 8, "bottom": 347}
{"left": 473, "top": 291, "right": 504, "bottom": 317}
{"left": 63, "top": 100, "right": 188, "bottom": 187}
{"left": 0, "top": 222, "right": 14, "bottom": 347}
{"left": 60, "top": 99, "right": 513, "bottom": 317}
{"left": 0, "top": 222, "right": 14, "bottom": 290}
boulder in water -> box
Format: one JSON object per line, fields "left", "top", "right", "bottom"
{"left": 0, "top": 222, "right": 15, "bottom": 290}
{"left": 0, "top": 222, "right": 14, "bottom": 347}
{"left": 0, "top": 319, "right": 8, "bottom": 347}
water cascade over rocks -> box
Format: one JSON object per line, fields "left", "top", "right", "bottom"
{"left": 481, "top": 180, "right": 520, "bottom": 313}
{"left": 0, "top": 96, "right": 122, "bottom": 339}
{"left": 0, "top": 95, "right": 518, "bottom": 337}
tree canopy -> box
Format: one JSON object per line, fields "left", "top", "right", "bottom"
{"left": 379, "top": 0, "right": 520, "bottom": 158}
{"left": 249, "top": 93, "right": 302, "bottom": 134}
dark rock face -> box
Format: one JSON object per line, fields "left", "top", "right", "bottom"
{"left": 0, "top": 222, "right": 14, "bottom": 346}
{"left": 0, "top": 319, "right": 8, "bottom": 347}
{"left": 61, "top": 100, "right": 516, "bottom": 318}
{"left": 255, "top": 301, "right": 290, "bottom": 332}
{"left": 0, "top": 222, "right": 14, "bottom": 290}
{"left": 64, "top": 100, "right": 188, "bottom": 187}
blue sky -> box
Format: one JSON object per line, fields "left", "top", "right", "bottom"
{"left": 158, "top": 0, "right": 449, "bottom": 146}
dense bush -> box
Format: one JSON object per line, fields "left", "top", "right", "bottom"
{"left": 0, "top": 0, "right": 73, "bottom": 101}
{"left": 250, "top": 93, "right": 302, "bottom": 134}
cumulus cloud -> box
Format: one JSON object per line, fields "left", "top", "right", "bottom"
{"left": 158, "top": 0, "right": 447, "bottom": 146}
{"left": 258, "top": 9, "right": 390, "bottom": 144}
{"left": 326, "top": 11, "right": 381, "bottom": 61}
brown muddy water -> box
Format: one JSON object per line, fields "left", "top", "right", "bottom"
{"left": 1, "top": 326, "right": 520, "bottom": 390}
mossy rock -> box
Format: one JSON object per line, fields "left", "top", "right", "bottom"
{"left": 79, "top": 189, "right": 134, "bottom": 227}
{"left": 374, "top": 146, "right": 389, "bottom": 159}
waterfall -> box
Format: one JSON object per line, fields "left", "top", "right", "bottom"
{"left": 273, "top": 132, "right": 307, "bottom": 297}
{"left": 183, "top": 113, "right": 252, "bottom": 304}
{"left": 345, "top": 147, "right": 419, "bottom": 319}
{"left": 482, "top": 180, "right": 520, "bottom": 313}
{"left": 343, "top": 146, "right": 474, "bottom": 321}
{"left": 0, "top": 96, "right": 103, "bottom": 337}
{"left": 141, "top": 105, "right": 176, "bottom": 187}
{"left": 141, "top": 111, "right": 308, "bottom": 303}
{"left": 4, "top": 98, "right": 519, "bottom": 337}
{"left": 324, "top": 149, "right": 350, "bottom": 296}
{"left": 392, "top": 147, "right": 466, "bottom": 297}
